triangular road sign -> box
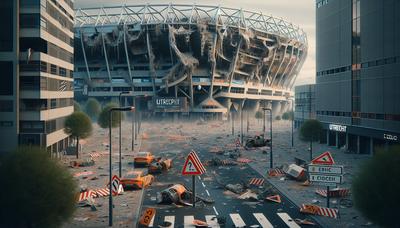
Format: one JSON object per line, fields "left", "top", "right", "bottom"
{"left": 182, "top": 150, "right": 206, "bottom": 175}
{"left": 311, "top": 151, "right": 335, "bottom": 165}
{"left": 266, "top": 194, "right": 281, "bottom": 203}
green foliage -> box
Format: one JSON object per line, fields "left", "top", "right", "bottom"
{"left": 275, "top": 115, "right": 281, "bottom": 120}
{"left": 73, "top": 100, "right": 81, "bottom": 112}
{"left": 85, "top": 98, "right": 101, "bottom": 119}
{"left": 97, "top": 102, "right": 124, "bottom": 129}
{"left": 299, "top": 119, "right": 323, "bottom": 142}
{"left": 0, "top": 146, "right": 77, "bottom": 227}
{"left": 64, "top": 111, "right": 93, "bottom": 139}
{"left": 282, "top": 111, "right": 294, "bottom": 120}
{"left": 255, "top": 110, "right": 263, "bottom": 119}
{"left": 352, "top": 146, "right": 400, "bottom": 227}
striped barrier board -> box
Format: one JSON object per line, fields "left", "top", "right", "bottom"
{"left": 249, "top": 178, "right": 265, "bottom": 186}
{"left": 315, "top": 188, "right": 350, "bottom": 198}
{"left": 89, "top": 152, "right": 101, "bottom": 160}
{"left": 78, "top": 190, "right": 95, "bottom": 202}
{"left": 94, "top": 188, "right": 110, "bottom": 197}
{"left": 268, "top": 168, "right": 285, "bottom": 177}
{"left": 300, "top": 204, "right": 339, "bottom": 219}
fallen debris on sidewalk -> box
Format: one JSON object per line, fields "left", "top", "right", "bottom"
{"left": 283, "top": 164, "right": 307, "bottom": 181}
{"left": 268, "top": 168, "right": 285, "bottom": 177}
{"left": 294, "top": 218, "right": 316, "bottom": 226}
{"left": 300, "top": 204, "right": 339, "bottom": 219}
{"left": 73, "top": 171, "right": 95, "bottom": 177}
{"left": 156, "top": 184, "right": 214, "bottom": 205}
{"left": 245, "top": 135, "right": 271, "bottom": 149}
{"left": 70, "top": 159, "right": 95, "bottom": 168}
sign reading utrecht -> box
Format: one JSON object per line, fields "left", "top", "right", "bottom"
{"left": 152, "top": 97, "right": 187, "bottom": 112}
{"left": 329, "top": 124, "right": 347, "bottom": 132}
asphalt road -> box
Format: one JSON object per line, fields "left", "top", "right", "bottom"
{"left": 137, "top": 122, "right": 321, "bottom": 228}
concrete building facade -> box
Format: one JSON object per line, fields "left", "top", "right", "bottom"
{"left": 294, "top": 84, "right": 315, "bottom": 128}
{"left": 316, "top": 0, "right": 400, "bottom": 154}
{"left": 0, "top": 0, "right": 74, "bottom": 153}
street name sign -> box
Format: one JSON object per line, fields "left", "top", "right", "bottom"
{"left": 308, "top": 164, "right": 343, "bottom": 175}
{"left": 182, "top": 150, "right": 206, "bottom": 175}
{"left": 309, "top": 174, "right": 343, "bottom": 184}
{"left": 311, "top": 151, "right": 335, "bottom": 165}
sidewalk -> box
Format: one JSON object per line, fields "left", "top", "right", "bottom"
{"left": 63, "top": 122, "right": 144, "bottom": 228}
{"left": 241, "top": 120, "right": 377, "bottom": 227}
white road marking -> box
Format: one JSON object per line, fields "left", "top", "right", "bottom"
{"left": 277, "top": 213, "right": 301, "bottom": 228}
{"left": 213, "top": 206, "right": 219, "bottom": 215}
{"left": 205, "top": 215, "right": 220, "bottom": 228}
{"left": 184, "top": 215, "right": 195, "bottom": 228}
{"left": 148, "top": 213, "right": 155, "bottom": 227}
{"left": 164, "top": 216, "right": 175, "bottom": 228}
{"left": 253, "top": 213, "right": 273, "bottom": 228}
{"left": 205, "top": 189, "right": 210, "bottom": 196}
{"left": 229, "top": 213, "right": 246, "bottom": 227}
{"left": 198, "top": 176, "right": 201, "bottom": 180}
{"left": 201, "top": 182, "right": 206, "bottom": 188}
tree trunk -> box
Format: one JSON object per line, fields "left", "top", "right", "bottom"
{"left": 76, "top": 136, "right": 79, "bottom": 159}
{"left": 310, "top": 140, "right": 313, "bottom": 161}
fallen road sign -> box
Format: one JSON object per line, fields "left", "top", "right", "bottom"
{"left": 308, "top": 164, "right": 343, "bottom": 175}
{"left": 139, "top": 208, "right": 156, "bottom": 226}
{"left": 266, "top": 194, "right": 281, "bottom": 203}
{"left": 309, "top": 174, "right": 343, "bottom": 184}
{"left": 300, "top": 204, "right": 339, "bottom": 219}
{"left": 311, "top": 151, "right": 335, "bottom": 165}
{"left": 111, "top": 175, "right": 121, "bottom": 194}
{"left": 182, "top": 150, "right": 206, "bottom": 175}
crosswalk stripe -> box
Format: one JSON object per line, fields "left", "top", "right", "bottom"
{"left": 184, "top": 216, "right": 195, "bottom": 228}
{"left": 205, "top": 215, "right": 220, "bottom": 228}
{"left": 277, "top": 213, "right": 300, "bottom": 228}
{"left": 253, "top": 213, "right": 273, "bottom": 228}
{"left": 229, "top": 213, "right": 246, "bottom": 227}
{"left": 164, "top": 216, "right": 175, "bottom": 228}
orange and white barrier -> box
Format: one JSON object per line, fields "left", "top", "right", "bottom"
{"left": 89, "top": 152, "right": 101, "bottom": 160}
{"left": 237, "top": 158, "right": 252, "bottom": 163}
{"left": 268, "top": 168, "right": 285, "bottom": 177}
{"left": 316, "top": 188, "right": 350, "bottom": 198}
{"left": 249, "top": 178, "right": 265, "bottom": 186}
{"left": 78, "top": 190, "right": 95, "bottom": 202}
{"left": 300, "top": 204, "right": 339, "bottom": 219}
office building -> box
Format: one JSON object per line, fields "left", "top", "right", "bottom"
{"left": 294, "top": 84, "right": 316, "bottom": 128}
{"left": 0, "top": 0, "right": 74, "bottom": 153}
{"left": 316, "top": 0, "right": 400, "bottom": 154}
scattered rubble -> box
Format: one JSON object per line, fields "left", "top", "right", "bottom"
{"left": 245, "top": 135, "right": 271, "bottom": 149}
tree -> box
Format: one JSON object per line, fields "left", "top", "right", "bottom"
{"left": 97, "top": 102, "right": 124, "bottom": 129}
{"left": 299, "top": 119, "right": 323, "bottom": 160}
{"left": 352, "top": 146, "right": 400, "bottom": 227}
{"left": 74, "top": 100, "right": 81, "bottom": 112}
{"left": 255, "top": 110, "right": 263, "bottom": 124}
{"left": 282, "top": 111, "right": 294, "bottom": 120}
{"left": 64, "top": 111, "right": 93, "bottom": 158}
{"left": 0, "top": 146, "right": 77, "bottom": 227}
{"left": 85, "top": 98, "right": 101, "bottom": 119}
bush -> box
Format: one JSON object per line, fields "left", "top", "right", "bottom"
{"left": 85, "top": 98, "right": 101, "bottom": 119}
{"left": 255, "top": 110, "right": 263, "bottom": 119}
{"left": 275, "top": 115, "right": 281, "bottom": 120}
{"left": 98, "top": 102, "right": 124, "bottom": 128}
{"left": 282, "top": 111, "right": 294, "bottom": 120}
{"left": 352, "top": 146, "right": 400, "bottom": 227}
{"left": 0, "top": 146, "right": 77, "bottom": 227}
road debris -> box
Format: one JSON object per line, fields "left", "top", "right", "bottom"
{"left": 148, "top": 158, "right": 173, "bottom": 174}
{"left": 294, "top": 218, "right": 316, "bottom": 226}
{"left": 315, "top": 188, "right": 350, "bottom": 198}
{"left": 282, "top": 164, "right": 307, "bottom": 181}
{"left": 268, "top": 168, "right": 285, "bottom": 177}
{"left": 245, "top": 135, "right": 271, "bottom": 149}
{"left": 156, "top": 184, "right": 214, "bottom": 205}
{"left": 73, "top": 171, "right": 95, "bottom": 177}
{"left": 265, "top": 194, "right": 281, "bottom": 203}
{"left": 192, "top": 219, "right": 208, "bottom": 227}
{"left": 300, "top": 204, "right": 339, "bottom": 219}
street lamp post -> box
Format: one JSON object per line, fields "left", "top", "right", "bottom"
{"left": 240, "top": 101, "right": 244, "bottom": 145}
{"left": 291, "top": 100, "right": 294, "bottom": 147}
{"left": 108, "top": 106, "right": 134, "bottom": 227}
{"left": 263, "top": 107, "right": 273, "bottom": 168}
{"left": 118, "top": 92, "right": 129, "bottom": 178}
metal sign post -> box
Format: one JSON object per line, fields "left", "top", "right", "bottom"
{"left": 182, "top": 150, "right": 206, "bottom": 208}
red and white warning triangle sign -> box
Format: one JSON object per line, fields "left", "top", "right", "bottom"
{"left": 311, "top": 151, "right": 335, "bottom": 165}
{"left": 266, "top": 194, "right": 281, "bottom": 203}
{"left": 182, "top": 150, "right": 206, "bottom": 175}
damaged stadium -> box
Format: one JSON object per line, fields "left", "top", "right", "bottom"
{"left": 73, "top": 4, "right": 307, "bottom": 117}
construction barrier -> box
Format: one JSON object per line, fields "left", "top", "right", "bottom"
{"left": 300, "top": 204, "right": 339, "bottom": 219}
{"left": 268, "top": 168, "right": 285, "bottom": 177}
{"left": 249, "top": 178, "right": 265, "bottom": 186}
{"left": 316, "top": 188, "right": 350, "bottom": 198}
{"left": 237, "top": 158, "right": 252, "bottom": 163}
{"left": 89, "top": 152, "right": 101, "bottom": 160}
{"left": 78, "top": 190, "right": 95, "bottom": 202}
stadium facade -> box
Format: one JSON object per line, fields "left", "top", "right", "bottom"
{"left": 73, "top": 4, "right": 307, "bottom": 117}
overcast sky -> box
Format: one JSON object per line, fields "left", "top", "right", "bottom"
{"left": 75, "top": 0, "right": 316, "bottom": 86}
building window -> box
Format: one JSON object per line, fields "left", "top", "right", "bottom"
{"left": 20, "top": 14, "right": 40, "bottom": 28}
{"left": 20, "top": 121, "right": 44, "bottom": 133}
{"left": 0, "top": 61, "right": 13, "bottom": 95}
{"left": 0, "top": 100, "right": 13, "bottom": 112}
{"left": 50, "top": 99, "right": 57, "bottom": 109}
{"left": 0, "top": 121, "right": 13, "bottom": 127}
{"left": 351, "top": 0, "right": 361, "bottom": 126}
{"left": 0, "top": 0, "right": 14, "bottom": 51}
{"left": 50, "top": 64, "right": 57, "bottom": 75}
